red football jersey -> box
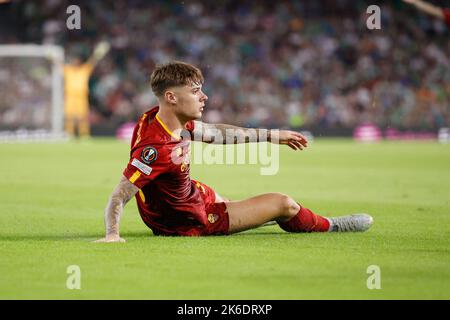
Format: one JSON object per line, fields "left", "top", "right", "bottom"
{"left": 123, "top": 106, "right": 209, "bottom": 235}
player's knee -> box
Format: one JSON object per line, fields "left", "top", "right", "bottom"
{"left": 277, "top": 193, "right": 299, "bottom": 219}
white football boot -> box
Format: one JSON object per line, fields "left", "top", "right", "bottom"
{"left": 327, "top": 214, "right": 373, "bottom": 232}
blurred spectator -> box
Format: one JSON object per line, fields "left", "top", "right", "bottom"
{"left": 64, "top": 41, "right": 110, "bottom": 138}
{"left": 0, "top": 0, "right": 448, "bottom": 132}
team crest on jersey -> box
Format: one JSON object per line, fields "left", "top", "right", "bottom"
{"left": 208, "top": 213, "right": 219, "bottom": 224}
{"left": 141, "top": 146, "right": 157, "bottom": 164}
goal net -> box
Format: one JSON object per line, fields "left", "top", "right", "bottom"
{"left": 0, "top": 44, "right": 65, "bottom": 142}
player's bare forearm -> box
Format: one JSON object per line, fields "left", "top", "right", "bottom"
{"left": 88, "top": 41, "right": 111, "bottom": 68}
{"left": 193, "top": 121, "right": 271, "bottom": 144}
{"left": 192, "top": 121, "right": 308, "bottom": 151}
{"left": 403, "top": 0, "right": 444, "bottom": 19}
{"left": 94, "top": 175, "right": 138, "bottom": 243}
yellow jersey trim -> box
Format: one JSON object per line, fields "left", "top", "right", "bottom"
{"left": 155, "top": 113, "right": 181, "bottom": 140}
{"left": 129, "top": 170, "right": 141, "bottom": 183}
{"left": 133, "top": 113, "right": 147, "bottom": 148}
{"left": 138, "top": 190, "right": 146, "bottom": 203}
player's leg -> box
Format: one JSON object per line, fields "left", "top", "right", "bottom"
{"left": 214, "top": 192, "right": 280, "bottom": 228}
{"left": 78, "top": 115, "right": 90, "bottom": 138}
{"left": 225, "top": 193, "right": 311, "bottom": 233}
{"left": 64, "top": 100, "right": 77, "bottom": 137}
{"left": 226, "top": 193, "right": 373, "bottom": 234}
{"left": 78, "top": 101, "right": 90, "bottom": 138}
{"left": 65, "top": 116, "right": 75, "bottom": 137}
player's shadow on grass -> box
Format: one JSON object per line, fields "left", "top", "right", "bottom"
{"left": 122, "top": 230, "right": 290, "bottom": 238}
{"left": 0, "top": 233, "right": 106, "bottom": 241}
{"left": 0, "top": 231, "right": 156, "bottom": 241}
{"left": 0, "top": 229, "right": 293, "bottom": 241}
{"left": 125, "top": 229, "right": 288, "bottom": 238}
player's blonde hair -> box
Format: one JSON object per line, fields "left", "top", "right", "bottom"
{"left": 150, "top": 61, "right": 204, "bottom": 97}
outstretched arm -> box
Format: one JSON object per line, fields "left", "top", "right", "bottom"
{"left": 87, "top": 41, "right": 111, "bottom": 68}
{"left": 192, "top": 121, "right": 308, "bottom": 151}
{"left": 402, "top": 0, "right": 445, "bottom": 20}
{"left": 94, "top": 175, "right": 139, "bottom": 243}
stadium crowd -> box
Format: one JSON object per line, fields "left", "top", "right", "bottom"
{"left": 0, "top": 0, "right": 449, "bottom": 131}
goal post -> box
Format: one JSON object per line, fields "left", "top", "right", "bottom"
{"left": 0, "top": 44, "right": 65, "bottom": 142}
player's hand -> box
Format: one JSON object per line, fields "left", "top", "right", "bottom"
{"left": 270, "top": 130, "right": 308, "bottom": 151}
{"left": 93, "top": 41, "right": 111, "bottom": 59}
{"left": 93, "top": 234, "right": 126, "bottom": 243}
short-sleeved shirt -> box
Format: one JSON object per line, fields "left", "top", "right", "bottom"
{"left": 64, "top": 63, "right": 93, "bottom": 115}
{"left": 123, "top": 106, "right": 220, "bottom": 236}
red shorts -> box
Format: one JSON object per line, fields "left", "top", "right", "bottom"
{"left": 140, "top": 180, "right": 230, "bottom": 237}
{"left": 190, "top": 180, "right": 229, "bottom": 236}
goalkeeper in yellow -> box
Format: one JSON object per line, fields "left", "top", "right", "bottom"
{"left": 64, "top": 42, "right": 110, "bottom": 138}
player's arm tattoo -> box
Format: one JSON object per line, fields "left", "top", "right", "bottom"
{"left": 192, "top": 121, "right": 271, "bottom": 144}
{"left": 104, "top": 175, "right": 139, "bottom": 236}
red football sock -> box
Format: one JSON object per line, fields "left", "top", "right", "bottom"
{"left": 278, "top": 206, "right": 330, "bottom": 233}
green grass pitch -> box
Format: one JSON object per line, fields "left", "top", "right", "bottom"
{"left": 0, "top": 138, "right": 449, "bottom": 299}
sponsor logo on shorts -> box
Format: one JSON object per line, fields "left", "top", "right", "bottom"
{"left": 208, "top": 213, "right": 219, "bottom": 224}
{"left": 141, "top": 146, "right": 157, "bottom": 164}
{"left": 131, "top": 158, "right": 152, "bottom": 175}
